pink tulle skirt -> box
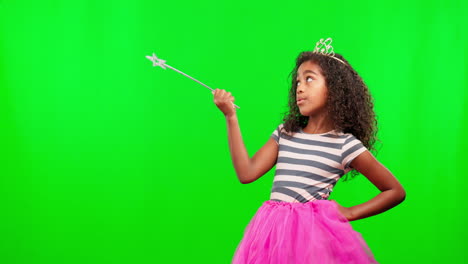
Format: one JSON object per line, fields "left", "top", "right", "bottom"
{"left": 232, "top": 200, "right": 378, "bottom": 264}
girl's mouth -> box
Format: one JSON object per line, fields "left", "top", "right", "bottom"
{"left": 297, "top": 98, "right": 306, "bottom": 104}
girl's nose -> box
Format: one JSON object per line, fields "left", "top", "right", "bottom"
{"left": 296, "top": 83, "right": 305, "bottom": 92}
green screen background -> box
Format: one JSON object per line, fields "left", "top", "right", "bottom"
{"left": 1, "top": 0, "right": 466, "bottom": 263}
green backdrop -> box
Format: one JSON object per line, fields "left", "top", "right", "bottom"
{"left": 1, "top": 0, "right": 466, "bottom": 263}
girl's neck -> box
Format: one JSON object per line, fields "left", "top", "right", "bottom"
{"left": 304, "top": 114, "right": 335, "bottom": 134}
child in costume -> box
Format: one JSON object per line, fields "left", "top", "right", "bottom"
{"left": 212, "top": 38, "right": 406, "bottom": 264}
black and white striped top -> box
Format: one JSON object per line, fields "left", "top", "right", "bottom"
{"left": 270, "top": 123, "right": 367, "bottom": 203}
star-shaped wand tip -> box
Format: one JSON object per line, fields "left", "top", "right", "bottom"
{"left": 146, "top": 53, "right": 167, "bottom": 69}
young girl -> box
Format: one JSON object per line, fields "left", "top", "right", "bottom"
{"left": 212, "top": 38, "right": 406, "bottom": 264}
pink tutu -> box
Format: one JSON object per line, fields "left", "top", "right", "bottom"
{"left": 232, "top": 200, "right": 378, "bottom": 264}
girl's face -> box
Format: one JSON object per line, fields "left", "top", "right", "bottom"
{"left": 295, "top": 61, "right": 328, "bottom": 116}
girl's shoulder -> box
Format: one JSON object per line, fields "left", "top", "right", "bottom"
{"left": 329, "top": 131, "right": 364, "bottom": 150}
{"left": 276, "top": 123, "right": 296, "bottom": 137}
{"left": 340, "top": 132, "right": 363, "bottom": 144}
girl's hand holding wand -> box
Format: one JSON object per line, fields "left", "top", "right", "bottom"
{"left": 212, "top": 88, "right": 237, "bottom": 118}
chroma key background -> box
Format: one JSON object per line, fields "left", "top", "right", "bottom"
{"left": 1, "top": 0, "right": 466, "bottom": 263}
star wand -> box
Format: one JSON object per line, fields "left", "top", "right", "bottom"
{"left": 146, "top": 53, "right": 240, "bottom": 109}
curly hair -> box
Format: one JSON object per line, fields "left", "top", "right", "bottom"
{"left": 280, "top": 51, "right": 379, "bottom": 181}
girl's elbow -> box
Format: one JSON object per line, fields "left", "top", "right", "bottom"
{"left": 239, "top": 177, "right": 248, "bottom": 184}
{"left": 238, "top": 174, "right": 252, "bottom": 184}
{"left": 396, "top": 187, "right": 406, "bottom": 203}
{"left": 240, "top": 179, "right": 253, "bottom": 184}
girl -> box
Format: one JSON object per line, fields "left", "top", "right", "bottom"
{"left": 212, "top": 38, "right": 406, "bottom": 264}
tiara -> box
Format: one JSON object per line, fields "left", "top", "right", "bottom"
{"left": 313, "top": 38, "right": 346, "bottom": 65}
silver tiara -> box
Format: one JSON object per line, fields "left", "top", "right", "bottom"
{"left": 313, "top": 38, "right": 346, "bottom": 65}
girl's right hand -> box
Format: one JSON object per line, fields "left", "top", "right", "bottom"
{"left": 212, "top": 88, "right": 236, "bottom": 118}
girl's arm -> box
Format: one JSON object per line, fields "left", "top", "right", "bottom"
{"left": 212, "top": 88, "right": 278, "bottom": 184}
{"left": 225, "top": 114, "right": 278, "bottom": 184}
{"left": 336, "top": 151, "right": 406, "bottom": 221}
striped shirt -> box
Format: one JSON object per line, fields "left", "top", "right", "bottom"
{"left": 269, "top": 123, "right": 367, "bottom": 203}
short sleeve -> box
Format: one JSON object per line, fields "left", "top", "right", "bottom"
{"left": 342, "top": 134, "right": 367, "bottom": 172}
{"left": 270, "top": 124, "right": 283, "bottom": 145}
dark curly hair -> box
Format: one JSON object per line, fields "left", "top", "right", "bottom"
{"left": 280, "top": 51, "right": 380, "bottom": 181}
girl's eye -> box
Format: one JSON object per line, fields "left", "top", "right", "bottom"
{"left": 296, "top": 77, "right": 313, "bottom": 86}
